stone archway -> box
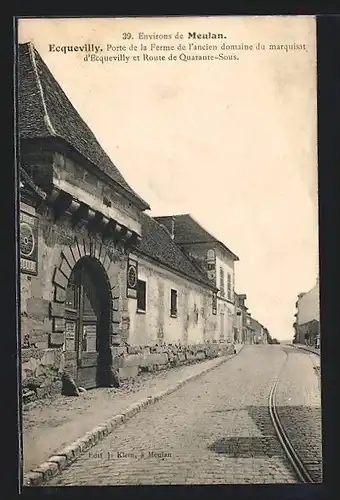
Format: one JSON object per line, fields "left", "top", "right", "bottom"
{"left": 64, "top": 256, "right": 112, "bottom": 388}
{"left": 50, "top": 235, "right": 123, "bottom": 388}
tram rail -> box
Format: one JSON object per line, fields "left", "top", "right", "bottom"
{"left": 268, "top": 353, "right": 320, "bottom": 483}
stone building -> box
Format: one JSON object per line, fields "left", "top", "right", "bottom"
{"left": 19, "top": 41, "right": 151, "bottom": 393}
{"left": 262, "top": 327, "right": 270, "bottom": 344}
{"left": 234, "top": 293, "right": 269, "bottom": 346}
{"left": 234, "top": 293, "right": 253, "bottom": 344}
{"left": 127, "top": 214, "right": 219, "bottom": 348}
{"left": 18, "top": 42, "right": 235, "bottom": 399}
{"left": 233, "top": 293, "right": 243, "bottom": 343}
{"left": 154, "top": 215, "right": 239, "bottom": 343}
{"left": 251, "top": 318, "right": 265, "bottom": 344}
{"left": 293, "top": 277, "right": 320, "bottom": 346}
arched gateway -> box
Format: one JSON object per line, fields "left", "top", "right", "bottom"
{"left": 50, "top": 229, "right": 131, "bottom": 390}
{"left": 64, "top": 256, "right": 112, "bottom": 389}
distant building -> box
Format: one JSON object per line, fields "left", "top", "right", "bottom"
{"left": 233, "top": 294, "right": 254, "bottom": 344}
{"left": 293, "top": 277, "right": 320, "bottom": 346}
{"left": 233, "top": 293, "right": 243, "bottom": 343}
{"left": 262, "top": 327, "right": 270, "bottom": 344}
{"left": 251, "top": 319, "right": 266, "bottom": 344}
{"left": 154, "top": 215, "right": 239, "bottom": 343}
{"left": 242, "top": 312, "right": 269, "bottom": 345}
{"left": 234, "top": 293, "right": 249, "bottom": 343}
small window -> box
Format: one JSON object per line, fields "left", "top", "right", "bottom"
{"left": 137, "top": 279, "right": 146, "bottom": 312}
{"left": 220, "top": 267, "right": 225, "bottom": 297}
{"left": 170, "top": 289, "right": 178, "bottom": 317}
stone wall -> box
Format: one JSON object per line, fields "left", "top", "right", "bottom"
{"left": 22, "top": 342, "right": 236, "bottom": 403}
{"left": 21, "top": 348, "right": 64, "bottom": 402}
{"left": 112, "top": 342, "right": 236, "bottom": 379}
{"left": 20, "top": 148, "right": 143, "bottom": 352}
{"left": 20, "top": 202, "right": 128, "bottom": 350}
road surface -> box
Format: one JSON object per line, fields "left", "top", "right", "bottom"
{"left": 45, "top": 344, "right": 322, "bottom": 485}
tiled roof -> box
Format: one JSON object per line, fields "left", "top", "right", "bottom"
{"left": 154, "top": 214, "right": 239, "bottom": 260}
{"left": 134, "top": 213, "right": 216, "bottom": 290}
{"left": 18, "top": 42, "right": 150, "bottom": 210}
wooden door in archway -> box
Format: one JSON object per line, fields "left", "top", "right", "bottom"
{"left": 65, "top": 258, "right": 110, "bottom": 389}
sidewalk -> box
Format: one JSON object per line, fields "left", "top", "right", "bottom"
{"left": 23, "top": 344, "right": 244, "bottom": 484}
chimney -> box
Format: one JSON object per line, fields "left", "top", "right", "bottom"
{"left": 154, "top": 216, "right": 175, "bottom": 240}
{"left": 170, "top": 216, "right": 175, "bottom": 240}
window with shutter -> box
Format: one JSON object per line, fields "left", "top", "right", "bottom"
{"left": 170, "top": 289, "right": 178, "bottom": 317}
{"left": 137, "top": 279, "right": 146, "bottom": 312}
{"left": 220, "top": 267, "right": 225, "bottom": 297}
{"left": 227, "top": 273, "right": 232, "bottom": 300}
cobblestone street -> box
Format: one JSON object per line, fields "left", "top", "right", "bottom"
{"left": 41, "top": 344, "right": 322, "bottom": 486}
{"left": 275, "top": 347, "right": 322, "bottom": 482}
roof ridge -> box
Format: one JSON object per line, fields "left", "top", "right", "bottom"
{"left": 178, "top": 214, "right": 240, "bottom": 260}
{"left": 28, "top": 42, "right": 56, "bottom": 136}
{"left": 185, "top": 214, "right": 219, "bottom": 241}
{"left": 155, "top": 213, "right": 217, "bottom": 241}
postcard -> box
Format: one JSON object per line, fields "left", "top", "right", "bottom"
{"left": 16, "top": 15, "right": 321, "bottom": 487}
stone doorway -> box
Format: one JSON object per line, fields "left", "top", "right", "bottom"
{"left": 64, "top": 256, "right": 112, "bottom": 389}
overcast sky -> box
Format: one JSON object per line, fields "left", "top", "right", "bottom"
{"left": 18, "top": 16, "right": 319, "bottom": 340}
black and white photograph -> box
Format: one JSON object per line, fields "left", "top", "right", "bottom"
{"left": 16, "top": 16, "right": 322, "bottom": 487}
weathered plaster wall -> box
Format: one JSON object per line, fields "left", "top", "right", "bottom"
{"left": 215, "top": 251, "right": 235, "bottom": 302}
{"left": 217, "top": 300, "right": 234, "bottom": 342}
{"left": 174, "top": 242, "right": 236, "bottom": 343}
{"left": 127, "top": 255, "right": 218, "bottom": 346}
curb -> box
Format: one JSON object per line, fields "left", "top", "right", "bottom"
{"left": 295, "top": 344, "right": 320, "bottom": 357}
{"left": 23, "top": 345, "right": 244, "bottom": 487}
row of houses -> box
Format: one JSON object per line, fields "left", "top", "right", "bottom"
{"left": 293, "top": 277, "right": 320, "bottom": 347}
{"left": 18, "top": 42, "right": 271, "bottom": 396}
{"left": 234, "top": 294, "right": 272, "bottom": 346}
